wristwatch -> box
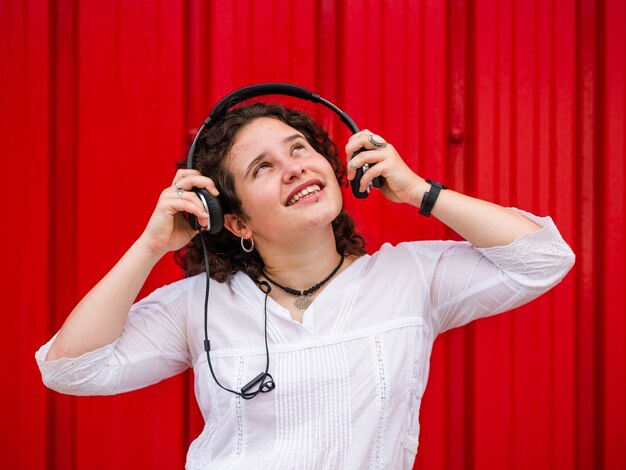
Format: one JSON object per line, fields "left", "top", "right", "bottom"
{"left": 419, "top": 179, "right": 447, "bottom": 217}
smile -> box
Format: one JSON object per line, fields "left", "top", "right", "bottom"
{"left": 287, "top": 184, "right": 322, "bottom": 206}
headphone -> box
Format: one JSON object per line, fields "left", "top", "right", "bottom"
{"left": 185, "top": 82, "right": 383, "bottom": 233}
{"left": 187, "top": 83, "right": 382, "bottom": 399}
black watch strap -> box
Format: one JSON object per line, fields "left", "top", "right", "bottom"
{"left": 419, "top": 179, "right": 447, "bottom": 217}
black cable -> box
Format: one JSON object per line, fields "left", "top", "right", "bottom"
{"left": 199, "top": 232, "right": 275, "bottom": 400}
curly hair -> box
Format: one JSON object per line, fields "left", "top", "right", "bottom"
{"left": 175, "top": 102, "right": 366, "bottom": 281}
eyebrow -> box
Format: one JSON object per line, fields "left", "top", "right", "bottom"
{"left": 244, "top": 133, "right": 306, "bottom": 179}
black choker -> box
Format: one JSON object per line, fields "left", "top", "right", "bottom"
{"left": 262, "top": 255, "right": 345, "bottom": 311}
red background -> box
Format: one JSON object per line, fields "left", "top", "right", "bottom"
{"left": 1, "top": 0, "right": 625, "bottom": 468}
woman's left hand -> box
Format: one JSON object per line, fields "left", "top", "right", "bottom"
{"left": 345, "top": 130, "right": 423, "bottom": 204}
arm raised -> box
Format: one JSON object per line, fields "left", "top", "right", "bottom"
{"left": 45, "top": 169, "right": 216, "bottom": 361}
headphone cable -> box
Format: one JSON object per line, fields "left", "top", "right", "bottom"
{"left": 199, "top": 232, "right": 275, "bottom": 400}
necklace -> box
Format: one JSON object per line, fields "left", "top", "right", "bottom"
{"left": 262, "top": 255, "right": 345, "bottom": 311}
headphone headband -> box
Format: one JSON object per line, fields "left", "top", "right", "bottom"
{"left": 186, "top": 82, "right": 359, "bottom": 169}
{"left": 206, "top": 83, "right": 319, "bottom": 123}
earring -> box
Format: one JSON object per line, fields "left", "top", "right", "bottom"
{"left": 241, "top": 236, "right": 254, "bottom": 253}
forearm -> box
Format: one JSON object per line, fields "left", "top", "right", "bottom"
{"left": 408, "top": 179, "right": 542, "bottom": 248}
{"left": 344, "top": 132, "right": 543, "bottom": 246}
{"left": 46, "top": 239, "right": 164, "bottom": 361}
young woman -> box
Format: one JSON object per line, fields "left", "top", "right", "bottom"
{"left": 36, "top": 103, "right": 575, "bottom": 469}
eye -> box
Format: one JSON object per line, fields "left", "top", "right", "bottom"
{"left": 253, "top": 161, "right": 271, "bottom": 177}
{"left": 291, "top": 141, "right": 306, "bottom": 155}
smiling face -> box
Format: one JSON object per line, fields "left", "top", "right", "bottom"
{"left": 224, "top": 117, "right": 344, "bottom": 246}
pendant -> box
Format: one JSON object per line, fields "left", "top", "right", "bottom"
{"left": 294, "top": 295, "right": 312, "bottom": 311}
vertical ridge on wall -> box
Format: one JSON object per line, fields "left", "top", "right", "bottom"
{"left": 472, "top": 0, "right": 511, "bottom": 468}
{"left": 46, "top": 0, "right": 60, "bottom": 466}
{"left": 514, "top": 0, "right": 539, "bottom": 467}
{"left": 445, "top": 0, "right": 471, "bottom": 468}
{"left": 48, "top": 0, "right": 80, "bottom": 466}
{"left": 603, "top": 3, "right": 626, "bottom": 469}
{"left": 1, "top": 1, "right": 52, "bottom": 468}
{"left": 541, "top": 2, "right": 558, "bottom": 466}
{"left": 575, "top": 1, "right": 598, "bottom": 468}
{"left": 463, "top": 0, "right": 476, "bottom": 467}
{"left": 592, "top": 3, "right": 607, "bottom": 470}
{"left": 553, "top": 0, "right": 578, "bottom": 467}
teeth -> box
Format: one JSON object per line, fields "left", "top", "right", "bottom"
{"left": 288, "top": 184, "right": 321, "bottom": 206}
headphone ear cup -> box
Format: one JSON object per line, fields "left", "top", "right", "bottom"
{"left": 188, "top": 188, "right": 224, "bottom": 234}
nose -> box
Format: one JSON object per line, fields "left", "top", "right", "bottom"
{"left": 281, "top": 157, "right": 304, "bottom": 183}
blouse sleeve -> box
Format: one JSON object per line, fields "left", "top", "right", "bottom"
{"left": 34, "top": 278, "right": 193, "bottom": 396}
{"left": 410, "top": 208, "right": 575, "bottom": 334}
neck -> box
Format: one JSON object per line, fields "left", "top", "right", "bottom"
{"left": 257, "top": 225, "right": 343, "bottom": 291}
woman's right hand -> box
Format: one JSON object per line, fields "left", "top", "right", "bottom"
{"left": 137, "top": 169, "right": 220, "bottom": 256}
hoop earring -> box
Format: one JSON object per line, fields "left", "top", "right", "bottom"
{"left": 241, "top": 236, "right": 254, "bottom": 253}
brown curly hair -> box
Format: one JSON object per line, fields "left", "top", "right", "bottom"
{"left": 175, "top": 102, "right": 366, "bottom": 281}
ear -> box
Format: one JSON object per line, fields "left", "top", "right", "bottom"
{"left": 223, "top": 214, "right": 251, "bottom": 239}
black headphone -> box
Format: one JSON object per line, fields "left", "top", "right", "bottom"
{"left": 185, "top": 82, "right": 383, "bottom": 233}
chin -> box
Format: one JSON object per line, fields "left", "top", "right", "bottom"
{"left": 309, "top": 203, "right": 343, "bottom": 230}
{"left": 287, "top": 201, "right": 341, "bottom": 233}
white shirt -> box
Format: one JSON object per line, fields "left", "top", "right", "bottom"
{"left": 36, "top": 209, "right": 575, "bottom": 469}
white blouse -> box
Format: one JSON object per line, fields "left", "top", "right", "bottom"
{"left": 36, "top": 209, "right": 575, "bottom": 469}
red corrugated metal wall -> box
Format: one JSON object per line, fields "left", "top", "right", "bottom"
{"left": 1, "top": 0, "right": 624, "bottom": 468}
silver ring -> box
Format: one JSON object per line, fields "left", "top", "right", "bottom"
{"left": 368, "top": 134, "right": 388, "bottom": 149}
{"left": 348, "top": 161, "right": 357, "bottom": 170}
{"left": 177, "top": 188, "right": 184, "bottom": 199}
{"left": 173, "top": 181, "right": 183, "bottom": 191}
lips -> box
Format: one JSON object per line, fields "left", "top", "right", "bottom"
{"left": 285, "top": 180, "right": 325, "bottom": 206}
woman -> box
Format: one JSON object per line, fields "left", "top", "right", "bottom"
{"left": 36, "top": 103, "right": 575, "bottom": 469}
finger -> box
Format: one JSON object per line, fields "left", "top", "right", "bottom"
{"left": 159, "top": 194, "right": 210, "bottom": 222}
{"left": 345, "top": 129, "right": 373, "bottom": 155}
{"left": 358, "top": 161, "right": 388, "bottom": 192}
{"left": 345, "top": 130, "right": 388, "bottom": 155}
{"left": 172, "top": 168, "right": 201, "bottom": 185}
{"left": 172, "top": 174, "right": 220, "bottom": 197}
{"left": 161, "top": 185, "right": 209, "bottom": 215}
{"left": 348, "top": 148, "right": 390, "bottom": 168}
{"left": 367, "top": 133, "right": 388, "bottom": 149}
{"left": 346, "top": 148, "right": 389, "bottom": 180}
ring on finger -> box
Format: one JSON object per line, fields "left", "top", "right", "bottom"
{"left": 177, "top": 188, "right": 184, "bottom": 199}
{"left": 368, "top": 134, "right": 388, "bottom": 149}
{"left": 348, "top": 161, "right": 357, "bottom": 170}
{"left": 173, "top": 181, "right": 183, "bottom": 191}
